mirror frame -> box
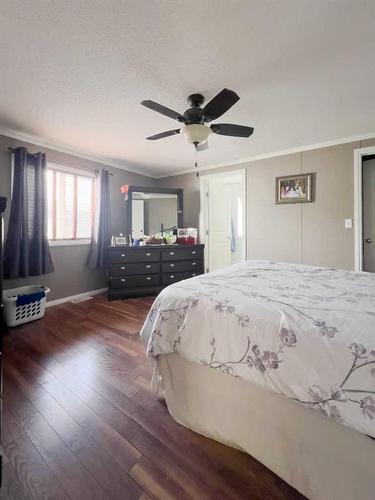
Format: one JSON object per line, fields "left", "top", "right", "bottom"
{"left": 126, "top": 185, "right": 183, "bottom": 236}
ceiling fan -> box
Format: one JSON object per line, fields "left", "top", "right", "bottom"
{"left": 141, "top": 88, "right": 254, "bottom": 151}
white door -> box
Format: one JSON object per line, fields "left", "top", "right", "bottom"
{"left": 202, "top": 170, "right": 246, "bottom": 272}
{"left": 208, "top": 179, "right": 232, "bottom": 271}
{"left": 132, "top": 199, "right": 144, "bottom": 239}
{"left": 363, "top": 159, "right": 375, "bottom": 272}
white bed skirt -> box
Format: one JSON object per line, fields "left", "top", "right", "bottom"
{"left": 158, "top": 353, "right": 375, "bottom": 500}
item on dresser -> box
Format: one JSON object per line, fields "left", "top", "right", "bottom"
{"left": 107, "top": 244, "right": 204, "bottom": 300}
{"left": 114, "top": 235, "right": 127, "bottom": 246}
{"left": 145, "top": 235, "right": 164, "bottom": 245}
{"left": 164, "top": 232, "right": 176, "bottom": 245}
{"left": 177, "top": 227, "right": 198, "bottom": 245}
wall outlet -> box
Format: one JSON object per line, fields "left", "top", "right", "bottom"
{"left": 344, "top": 218, "right": 353, "bottom": 229}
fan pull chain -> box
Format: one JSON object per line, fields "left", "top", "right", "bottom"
{"left": 194, "top": 145, "right": 199, "bottom": 177}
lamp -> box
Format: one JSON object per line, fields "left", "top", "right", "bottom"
{"left": 180, "top": 124, "right": 212, "bottom": 147}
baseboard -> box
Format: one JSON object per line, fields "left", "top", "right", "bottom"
{"left": 45, "top": 287, "right": 108, "bottom": 308}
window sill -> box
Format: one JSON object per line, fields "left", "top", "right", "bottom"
{"left": 49, "top": 239, "right": 91, "bottom": 247}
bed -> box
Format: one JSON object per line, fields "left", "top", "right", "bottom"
{"left": 140, "top": 260, "right": 375, "bottom": 500}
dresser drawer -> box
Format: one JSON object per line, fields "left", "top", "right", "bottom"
{"left": 109, "top": 262, "right": 160, "bottom": 275}
{"left": 162, "top": 271, "right": 202, "bottom": 285}
{"left": 161, "top": 248, "right": 203, "bottom": 262}
{"left": 109, "top": 274, "right": 160, "bottom": 289}
{"left": 162, "top": 260, "right": 203, "bottom": 273}
{"left": 109, "top": 249, "right": 160, "bottom": 264}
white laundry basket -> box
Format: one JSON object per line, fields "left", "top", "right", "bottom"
{"left": 3, "top": 285, "right": 50, "bottom": 327}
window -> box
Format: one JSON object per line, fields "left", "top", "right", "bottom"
{"left": 46, "top": 164, "right": 95, "bottom": 241}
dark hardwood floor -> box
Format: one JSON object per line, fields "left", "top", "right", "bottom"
{"left": 1, "top": 294, "right": 304, "bottom": 500}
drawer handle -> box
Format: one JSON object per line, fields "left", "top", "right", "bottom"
{"left": 169, "top": 252, "right": 175, "bottom": 256}
{"left": 170, "top": 263, "right": 175, "bottom": 267}
{"left": 170, "top": 275, "right": 174, "bottom": 278}
{"left": 146, "top": 252, "right": 151, "bottom": 256}
{"left": 121, "top": 278, "right": 126, "bottom": 282}
{"left": 146, "top": 276, "right": 151, "bottom": 281}
{"left": 121, "top": 266, "right": 125, "bottom": 270}
{"left": 121, "top": 253, "right": 125, "bottom": 257}
{"left": 146, "top": 264, "right": 151, "bottom": 269}
{"left": 192, "top": 251, "right": 196, "bottom": 255}
{"left": 192, "top": 262, "right": 196, "bottom": 266}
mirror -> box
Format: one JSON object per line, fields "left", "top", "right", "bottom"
{"left": 126, "top": 186, "right": 183, "bottom": 240}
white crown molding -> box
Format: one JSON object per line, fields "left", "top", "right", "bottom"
{"left": 155, "top": 132, "right": 375, "bottom": 178}
{"left": 45, "top": 287, "right": 107, "bottom": 308}
{"left": 0, "top": 126, "right": 154, "bottom": 178}
{"left": 2, "top": 125, "right": 374, "bottom": 180}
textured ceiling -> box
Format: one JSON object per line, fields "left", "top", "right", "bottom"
{"left": 0, "top": 0, "right": 374, "bottom": 177}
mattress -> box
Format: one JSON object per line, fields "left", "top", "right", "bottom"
{"left": 158, "top": 353, "right": 375, "bottom": 500}
{"left": 140, "top": 260, "right": 375, "bottom": 438}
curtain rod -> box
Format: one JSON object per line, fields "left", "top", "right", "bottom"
{"left": 8, "top": 147, "right": 113, "bottom": 175}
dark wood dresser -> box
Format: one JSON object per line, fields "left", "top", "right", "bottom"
{"left": 108, "top": 244, "right": 204, "bottom": 300}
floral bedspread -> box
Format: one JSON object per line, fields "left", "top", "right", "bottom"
{"left": 140, "top": 261, "right": 375, "bottom": 438}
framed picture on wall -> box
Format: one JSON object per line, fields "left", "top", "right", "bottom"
{"left": 275, "top": 172, "right": 314, "bottom": 204}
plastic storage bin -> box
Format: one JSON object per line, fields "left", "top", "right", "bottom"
{"left": 3, "top": 285, "right": 50, "bottom": 327}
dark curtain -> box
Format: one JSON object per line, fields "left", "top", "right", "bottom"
{"left": 87, "top": 169, "right": 111, "bottom": 269}
{"left": 4, "top": 147, "right": 54, "bottom": 279}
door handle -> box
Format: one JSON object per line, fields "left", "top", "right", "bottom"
{"left": 365, "top": 238, "right": 373, "bottom": 244}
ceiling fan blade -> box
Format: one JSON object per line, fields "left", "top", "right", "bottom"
{"left": 203, "top": 89, "right": 240, "bottom": 122}
{"left": 146, "top": 129, "right": 181, "bottom": 140}
{"left": 196, "top": 141, "right": 208, "bottom": 152}
{"left": 141, "top": 100, "right": 184, "bottom": 122}
{"left": 210, "top": 123, "right": 254, "bottom": 138}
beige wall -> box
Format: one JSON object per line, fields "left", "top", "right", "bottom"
{"left": 300, "top": 142, "right": 359, "bottom": 269}
{"left": 247, "top": 153, "right": 302, "bottom": 263}
{"left": 157, "top": 138, "right": 375, "bottom": 271}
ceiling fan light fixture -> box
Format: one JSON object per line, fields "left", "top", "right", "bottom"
{"left": 141, "top": 88, "right": 254, "bottom": 150}
{"left": 180, "top": 124, "right": 212, "bottom": 145}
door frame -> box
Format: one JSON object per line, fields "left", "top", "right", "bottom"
{"left": 200, "top": 168, "right": 247, "bottom": 273}
{"left": 353, "top": 145, "right": 375, "bottom": 271}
